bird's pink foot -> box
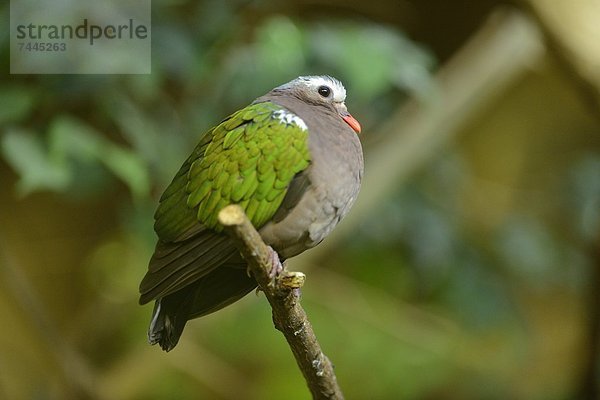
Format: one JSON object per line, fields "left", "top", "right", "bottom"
{"left": 266, "top": 246, "right": 283, "bottom": 280}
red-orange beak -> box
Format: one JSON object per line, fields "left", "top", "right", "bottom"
{"left": 341, "top": 112, "right": 361, "bottom": 134}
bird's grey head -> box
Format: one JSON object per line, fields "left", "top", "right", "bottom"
{"left": 275, "top": 75, "right": 347, "bottom": 105}
{"left": 274, "top": 75, "right": 361, "bottom": 133}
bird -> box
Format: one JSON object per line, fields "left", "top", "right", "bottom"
{"left": 139, "top": 75, "right": 363, "bottom": 351}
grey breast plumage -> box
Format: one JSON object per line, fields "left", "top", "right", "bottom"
{"left": 256, "top": 93, "right": 364, "bottom": 259}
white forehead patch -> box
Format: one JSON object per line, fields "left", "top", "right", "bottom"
{"left": 272, "top": 109, "right": 308, "bottom": 131}
{"left": 279, "top": 75, "right": 347, "bottom": 102}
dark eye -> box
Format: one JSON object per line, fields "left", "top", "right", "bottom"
{"left": 317, "top": 85, "right": 331, "bottom": 98}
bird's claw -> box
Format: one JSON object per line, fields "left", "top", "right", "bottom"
{"left": 266, "top": 246, "right": 283, "bottom": 284}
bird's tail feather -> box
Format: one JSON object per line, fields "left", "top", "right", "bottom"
{"left": 147, "top": 266, "right": 257, "bottom": 352}
{"left": 148, "top": 285, "right": 195, "bottom": 351}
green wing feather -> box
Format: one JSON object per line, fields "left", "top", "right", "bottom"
{"left": 140, "top": 102, "right": 310, "bottom": 303}
{"left": 154, "top": 101, "right": 310, "bottom": 242}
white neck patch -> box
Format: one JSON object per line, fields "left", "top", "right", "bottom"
{"left": 272, "top": 109, "right": 308, "bottom": 131}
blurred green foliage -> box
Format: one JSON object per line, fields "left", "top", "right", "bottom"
{"left": 1, "top": 1, "right": 599, "bottom": 400}
{"left": 1, "top": 7, "right": 434, "bottom": 200}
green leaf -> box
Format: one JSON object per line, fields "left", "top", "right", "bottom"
{"left": 256, "top": 16, "right": 306, "bottom": 79}
{"left": 0, "top": 87, "right": 36, "bottom": 125}
{"left": 48, "top": 116, "right": 104, "bottom": 161}
{"left": 101, "top": 145, "right": 150, "bottom": 202}
{"left": 311, "top": 23, "right": 435, "bottom": 99}
{"left": 4, "top": 115, "right": 153, "bottom": 201}
{"left": 0, "top": 129, "right": 70, "bottom": 195}
{"left": 49, "top": 116, "right": 151, "bottom": 201}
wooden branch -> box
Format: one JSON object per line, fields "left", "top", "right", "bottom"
{"left": 218, "top": 205, "right": 344, "bottom": 400}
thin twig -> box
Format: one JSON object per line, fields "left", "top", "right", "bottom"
{"left": 218, "top": 205, "right": 344, "bottom": 400}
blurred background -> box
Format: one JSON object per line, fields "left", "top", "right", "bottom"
{"left": 1, "top": 0, "right": 600, "bottom": 399}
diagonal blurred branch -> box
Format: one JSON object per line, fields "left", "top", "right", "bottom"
{"left": 294, "top": 7, "right": 545, "bottom": 267}
{"left": 516, "top": 0, "right": 600, "bottom": 119}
